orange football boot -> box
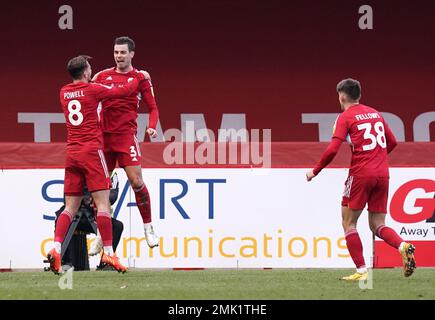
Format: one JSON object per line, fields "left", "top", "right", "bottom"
{"left": 101, "top": 253, "right": 128, "bottom": 273}
{"left": 46, "top": 248, "right": 62, "bottom": 275}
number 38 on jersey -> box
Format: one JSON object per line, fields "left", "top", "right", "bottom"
{"left": 357, "top": 121, "right": 386, "bottom": 151}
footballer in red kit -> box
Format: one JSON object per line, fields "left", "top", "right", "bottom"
{"left": 92, "top": 36, "right": 160, "bottom": 249}
{"left": 45, "top": 55, "right": 143, "bottom": 274}
{"left": 306, "top": 79, "right": 416, "bottom": 280}
{"left": 317, "top": 103, "right": 395, "bottom": 213}
{"left": 92, "top": 67, "right": 157, "bottom": 170}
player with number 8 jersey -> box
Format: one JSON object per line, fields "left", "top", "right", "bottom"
{"left": 61, "top": 79, "right": 139, "bottom": 154}
{"left": 60, "top": 58, "right": 142, "bottom": 194}
{"left": 45, "top": 55, "right": 144, "bottom": 274}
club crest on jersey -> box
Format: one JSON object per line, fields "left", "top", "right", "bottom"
{"left": 106, "top": 76, "right": 112, "bottom": 80}
{"left": 128, "top": 77, "right": 134, "bottom": 83}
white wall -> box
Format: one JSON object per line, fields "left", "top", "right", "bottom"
{"left": 0, "top": 168, "right": 433, "bottom": 269}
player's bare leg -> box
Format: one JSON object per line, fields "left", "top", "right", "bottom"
{"left": 47, "top": 196, "right": 82, "bottom": 274}
{"left": 340, "top": 207, "right": 368, "bottom": 280}
{"left": 369, "top": 212, "right": 416, "bottom": 277}
{"left": 124, "top": 164, "right": 159, "bottom": 248}
{"left": 92, "top": 189, "right": 127, "bottom": 273}
{"left": 341, "top": 206, "right": 362, "bottom": 232}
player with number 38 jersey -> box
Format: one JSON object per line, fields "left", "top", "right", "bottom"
{"left": 309, "top": 81, "right": 397, "bottom": 212}
{"left": 306, "top": 79, "right": 415, "bottom": 282}
{"left": 329, "top": 103, "right": 396, "bottom": 178}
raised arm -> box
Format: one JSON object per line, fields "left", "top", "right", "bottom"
{"left": 93, "top": 75, "right": 142, "bottom": 100}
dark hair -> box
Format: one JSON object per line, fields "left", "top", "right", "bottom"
{"left": 336, "top": 78, "right": 361, "bottom": 101}
{"left": 114, "top": 36, "right": 135, "bottom": 52}
{"left": 67, "top": 55, "right": 92, "bottom": 79}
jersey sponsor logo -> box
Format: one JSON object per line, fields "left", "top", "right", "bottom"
{"left": 390, "top": 179, "right": 435, "bottom": 223}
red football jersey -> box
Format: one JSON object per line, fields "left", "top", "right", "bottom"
{"left": 332, "top": 104, "right": 396, "bottom": 177}
{"left": 93, "top": 67, "right": 159, "bottom": 134}
{"left": 59, "top": 81, "right": 138, "bottom": 151}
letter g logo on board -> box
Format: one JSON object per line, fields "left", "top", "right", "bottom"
{"left": 390, "top": 179, "right": 435, "bottom": 223}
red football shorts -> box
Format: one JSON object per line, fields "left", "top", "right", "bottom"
{"left": 103, "top": 133, "right": 142, "bottom": 171}
{"left": 342, "top": 176, "right": 389, "bottom": 213}
{"left": 64, "top": 149, "right": 111, "bottom": 196}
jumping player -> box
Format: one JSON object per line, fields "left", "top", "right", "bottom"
{"left": 92, "top": 36, "right": 160, "bottom": 249}
{"left": 46, "top": 55, "right": 144, "bottom": 274}
{"left": 306, "top": 78, "right": 416, "bottom": 280}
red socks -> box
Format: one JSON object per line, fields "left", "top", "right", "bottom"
{"left": 345, "top": 229, "right": 366, "bottom": 269}
{"left": 54, "top": 210, "right": 74, "bottom": 243}
{"left": 344, "top": 225, "right": 403, "bottom": 270}
{"left": 97, "top": 212, "right": 113, "bottom": 247}
{"left": 55, "top": 210, "right": 114, "bottom": 251}
{"left": 376, "top": 225, "right": 403, "bottom": 249}
{"left": 133, "top": 184, "right": 152, "bottom": 224}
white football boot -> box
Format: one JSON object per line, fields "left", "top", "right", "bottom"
{"left": 144, "top": 224, "right": 159, "bottom": 248}
{"left": 89, "top": 235, "right": 103, "bottom": 256}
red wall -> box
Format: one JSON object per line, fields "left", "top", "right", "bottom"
{"left": 1, "top": 0, "right": 434, "bottom": 142}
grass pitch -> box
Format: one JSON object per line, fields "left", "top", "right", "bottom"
{"left": 0, "top": 268, "right": 434, "bottom": 300}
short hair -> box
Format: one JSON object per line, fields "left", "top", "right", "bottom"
{"left": 67, "top": 55, "right": 92, "bottom": 80}
{"left": 336, "top": 78, "right": 361, "bottom": 101}
{"left": 114, "top": 36, "right": 135, "bottom": 52}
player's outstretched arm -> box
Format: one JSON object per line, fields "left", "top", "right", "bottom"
{"left": 94, "top": 75, "right": 143, "bottom": 100}
{"left": 306, "top": 137, "right": 343, "bottom": 181}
